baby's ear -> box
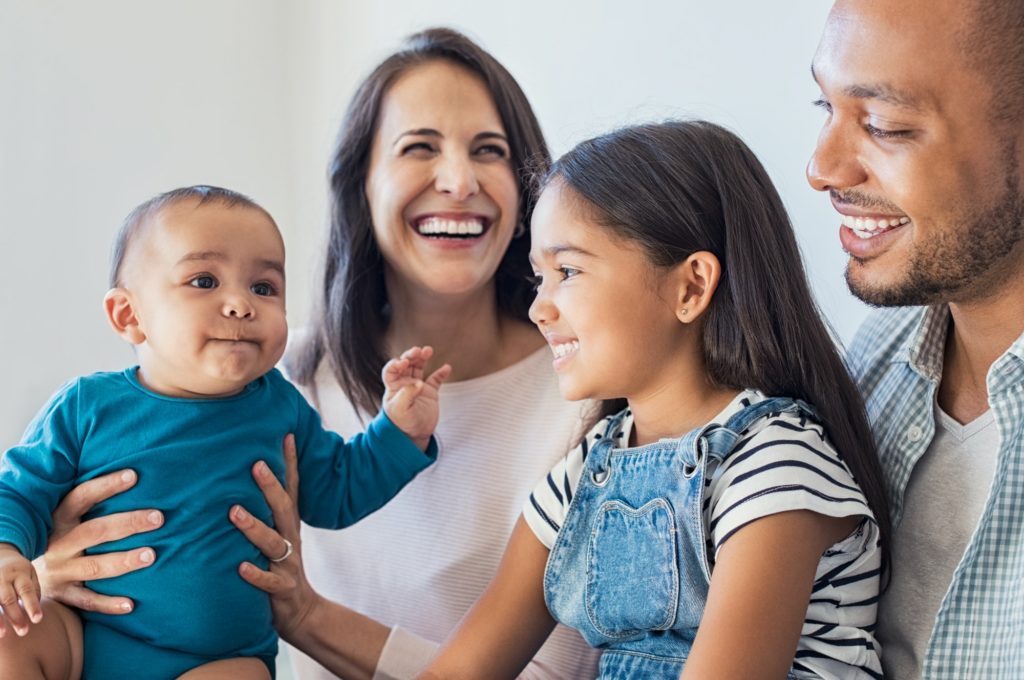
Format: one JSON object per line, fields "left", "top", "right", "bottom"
{"left": 103, "top": 288, "right": 145, "bottom": 345}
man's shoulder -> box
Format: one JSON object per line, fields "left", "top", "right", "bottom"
{"left": 847, "top": 306, "right": 927, "bottom": 379}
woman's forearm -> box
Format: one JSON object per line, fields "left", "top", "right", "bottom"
{"left": 286, "top": 594, "right": 391, "bottom": 680}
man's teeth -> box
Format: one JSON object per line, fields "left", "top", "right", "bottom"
{"left": 842, "top": 214, "right": 910, "bottom": 239}
{"left": 552, "top": 340, "right": 579, "bottom": 358}
{"left": 417, "top": 217, "right": 485, "bottom": 236}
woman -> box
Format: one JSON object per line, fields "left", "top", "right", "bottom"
{"left": 38, "top": 28, "right": 600, "bottom": 680}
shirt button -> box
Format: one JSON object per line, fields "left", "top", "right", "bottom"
{"left": 907, "top": 425, "right": 924, "bottom": 442}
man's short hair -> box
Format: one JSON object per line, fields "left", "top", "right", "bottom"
{"left": 109, "top": 185, "right": 270, "bottom": 288}
{"left": 961, "top": 0, "right": 1024, "bottom": 125}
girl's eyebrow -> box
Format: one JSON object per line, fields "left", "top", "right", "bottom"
{"left": 544, "top": 244, "right": 596, "bottom": 258}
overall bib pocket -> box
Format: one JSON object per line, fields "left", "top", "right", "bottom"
{"left": 585, "top": 497, "right": 679, "bottom": 637}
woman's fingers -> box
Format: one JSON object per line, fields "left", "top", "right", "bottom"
{"left": 282, "top": 434, "right": 300, "bottom": 509}
{"left": 230, "top": 505, "right": 288, "bottom": 558}
{"left": 51, "top": 470, "right": 137, "bottom": 533}
{"left": 52, "top": 510, "right": 163, "bottom": 557}
{"left": 238, "top": 561, "right": 295, "bottom": 595}
{"left": 49, "top": 583, "right": 136, "bottom": 615}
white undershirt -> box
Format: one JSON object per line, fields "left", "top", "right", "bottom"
{"left": 284, "top": 345, "right": 601, "bottom": 680}
{"left": 876, "top": 404, "right": 1000, "bottom": 680}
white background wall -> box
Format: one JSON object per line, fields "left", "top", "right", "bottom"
{"left": 1, "top": 0, "right": 864, "bottom": 446}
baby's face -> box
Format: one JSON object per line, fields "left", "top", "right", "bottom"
{"left": 120, "top": 201, "right": 288, "bottom": 398}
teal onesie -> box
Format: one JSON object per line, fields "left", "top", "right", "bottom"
{"left": 0, "top": 367, "right": 436, "bottom": 679}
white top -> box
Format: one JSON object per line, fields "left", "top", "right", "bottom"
{"left": 876, "top": 405, "right": 999, "bottom": 680}
{"left": 285, "top": 345, "right": 601, "bottom": 680}
{"left": 525, "top": 390, "right": 884, "bottom": 679}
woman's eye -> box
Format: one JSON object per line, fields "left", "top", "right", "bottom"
{"left": 189, "top": 275, "right": 217, "bottom": 289}
{"left": 402, "top": 142, "right": 435, "bottom": 155}
{"left": 475, "top": 144, "right": 508, "bottom": 158}
{"left": 251, "top": 282, "right": 276, "bottom": 297}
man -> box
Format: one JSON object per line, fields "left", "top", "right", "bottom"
{"left": 807, "top": 0, "right": 1024, "bottom": 677}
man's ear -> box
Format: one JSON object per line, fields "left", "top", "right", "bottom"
{"left": 103, "top": 288, "right": 146, "bottom": 345}
{"left": 672, "top": 251, "right": 721, "bottom": 324}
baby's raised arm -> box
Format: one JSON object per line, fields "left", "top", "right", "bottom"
{"left": 381, "top": 346, "right": 452, "bottom": 452}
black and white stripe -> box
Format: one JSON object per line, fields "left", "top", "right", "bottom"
{"left": 523, "top": 390, "right": 883, "bottom": 679}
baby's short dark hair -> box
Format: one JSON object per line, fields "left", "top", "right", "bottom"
{"left": 109, "top": 185, "right": 272, "bottom": 288}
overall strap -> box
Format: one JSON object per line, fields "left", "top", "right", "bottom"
{"left": 701, "top": 396, "right": 815, "bottom": 461}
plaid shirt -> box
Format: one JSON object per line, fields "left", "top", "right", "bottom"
{"left": 848, "top": 305, "right": 1024, "bottom": 679}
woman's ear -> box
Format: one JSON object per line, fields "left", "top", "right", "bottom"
{"left": 103, "top": 288, "right": 146, "bottom": 345}
{"left": 673, "top": 251, "right": 721, "bottom": 324}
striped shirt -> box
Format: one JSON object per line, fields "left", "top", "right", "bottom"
{"left": 848, "top": 305, "right": 1024, "bottom": 679}
{"left": 525, "top": 390, "right": 883, "bottom": 679}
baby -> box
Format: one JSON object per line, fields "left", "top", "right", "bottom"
{"left": 0, "top": 186, "right": 451, "bottom": 679}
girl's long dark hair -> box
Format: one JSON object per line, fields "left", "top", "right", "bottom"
{"left": 550, "top": 120, "right": 891, "bottom": 572}
{"left": 289, "top": 28, "right": 549, "bottom": 414}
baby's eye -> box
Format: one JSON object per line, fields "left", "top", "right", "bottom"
{"left": 251, "top": 282, "right": 277, "bottom": 297}
{"left": 189, "top": 275, "right": 217, "bottom": 289}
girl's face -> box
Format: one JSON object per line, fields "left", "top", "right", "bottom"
{"left": 365, "top": 60, "right": 519, "bottom": 303}
{"left": 528, "top": 182, "right": 688, "bottom": 403}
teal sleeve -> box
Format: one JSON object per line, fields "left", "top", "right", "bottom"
{"left": 0, "top": 381, "right": 81, "bottom": 558}
{"left": 293, "top": 396, "right": 437, "bottom": 529}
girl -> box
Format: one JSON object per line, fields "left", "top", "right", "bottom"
{"left": 417, "top": 120, "right": 891, "bottom": 679}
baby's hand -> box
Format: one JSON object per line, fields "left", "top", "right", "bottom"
{"left": 0, "top": 543, "right": 43, "bottom": 637}
{"left": 382, "top": 346, "right": 452, "bottom": 452}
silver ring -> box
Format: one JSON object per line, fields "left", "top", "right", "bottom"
{"left": 270, "top": 538, "right": 293, "bottom": 563}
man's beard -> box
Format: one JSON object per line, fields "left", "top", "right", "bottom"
{"left": 848, "top": 142, "right": 1024, "bottom": 307}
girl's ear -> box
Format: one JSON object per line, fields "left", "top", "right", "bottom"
{"left": 103, "top": 288, "right": 146, "bottom": 345}
{"left": 673, "top": 251, "right": 721, "bottom": 324}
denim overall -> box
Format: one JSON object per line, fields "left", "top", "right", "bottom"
{"left": 544, "top": 397, "right": 808, "bottom": 679}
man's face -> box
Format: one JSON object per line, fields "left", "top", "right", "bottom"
{"left": 807, "top": 0, "right": 1024, "bottom": 307}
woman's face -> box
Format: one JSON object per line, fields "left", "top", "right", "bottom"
{"left": 366, "top": 60, "right": 519, "bottom": 303}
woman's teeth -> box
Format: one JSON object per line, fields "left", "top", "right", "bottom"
{"left": 417, "top": 217, "right": 485, "bottom": 236}
{"left": 552, "top": 340, "right": 579, "bottom": 358}
{"left": 842, "top": 214, "right": 911, "bottom": 239}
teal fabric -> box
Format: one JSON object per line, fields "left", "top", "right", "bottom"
{"left": 0, "top": 367, "right": 435, "bottom": 679}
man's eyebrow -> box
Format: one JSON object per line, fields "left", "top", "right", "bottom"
{"left": 811, "top": 65, "right": 927, "bottom": 112}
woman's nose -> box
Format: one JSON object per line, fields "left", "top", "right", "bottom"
{"left": 434, "top": 153, "right": 480, "bottom": 201}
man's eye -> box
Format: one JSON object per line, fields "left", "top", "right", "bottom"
{"left": 812, "top": 97, "right": 833, "bottom": 114}
{"left": 190, "top": 275, "right": 217, "bottom": 289}
{"left": 252, "top": 282, "right": 276, "bottom": 297}
{"left": 865, "top": 123, "right": 912, "bottom": 140}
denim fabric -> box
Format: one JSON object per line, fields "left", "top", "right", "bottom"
{"left": 544, "top": 397, "right": 808, "bottom": 679}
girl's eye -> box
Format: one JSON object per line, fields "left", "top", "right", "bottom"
{"left": 189, "top": 275, "right": 217, "bottom": 289}
{"left": 526, "top": 274, "right": 542, "bottom": 291}
{"left": 558, "top": 266, "right": 581, "bottom": 281}
{"left": 251, "top": 282, "right": 276, "bottom": 297}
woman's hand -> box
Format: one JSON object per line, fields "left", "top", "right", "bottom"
{"left": 34, "top": 469, "right": 162, "bottom": 614}
{"left": 231, "top": 434, "right": 318, "bottom": 642}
